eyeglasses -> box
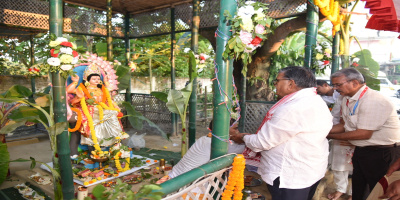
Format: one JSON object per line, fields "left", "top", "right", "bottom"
{"left": 273, "top": 78, "right": 291, "bottom": 85}
{"left": 332, "top": 80, "right": 350, "bottom": 88}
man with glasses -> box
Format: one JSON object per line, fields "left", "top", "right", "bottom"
{"left": 328, "top": 68, "right": 400, "bottom": 200}
{"left": 316, "top": 80, "right": 353, "bottom": 200}
{"left": 231, "top": 66, "right": 332, "bottom": 200}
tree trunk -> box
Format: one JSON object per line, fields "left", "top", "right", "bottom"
{"left": 199, "top": 14, "right": 329, "bottom": 101}
{"left": 243, "top": 14, "right": 308, "bottom": 101}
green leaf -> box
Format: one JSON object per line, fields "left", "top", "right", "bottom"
{"left": 0, "top": 143, "right": 9, "bottom": 185}
{"left": 151, "top": 92, "right": 168, "bottom": 103}
{"left": 47, "top": 122, "right": 68, "bottom": 136}
{"left": 92, "top": 184, "right": 107, "bottom": 200}
{"left": 166, "top": 82, "right": 193, "bottom": 118}
{"left": 95, "top": 43, "right": 107, "bottom": 58}
{"left": 8, "top": 106, "right": 49, "bottom": 125}
{"left": 30, "top": 157, "right": 36, "bottom": 169}
{"left": 115, "top": 65, "right": 131, "bottom": 91}
{"left": 3, "top": 85, "right": 32, "bottom": 98}
{"left": 0, "top": 120, "right": 27, "bottom": 134}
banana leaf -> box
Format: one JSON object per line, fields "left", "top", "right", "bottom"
{"left": 150, "top": 92, "right": 168, "bottom": 103}
{"left": 1, "top": 85, "right": 32, "bottom": 98}
{"left": 166, "top": 82, "right": 193, "bottom": 118}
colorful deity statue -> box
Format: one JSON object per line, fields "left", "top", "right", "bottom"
{"left": 67, "top": 63, "right": 128, "bottom": 158}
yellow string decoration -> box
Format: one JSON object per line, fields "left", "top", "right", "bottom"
{"left": 221, "top": 154, "right": 246, "bottom": 200}
{"left": 80, "top": 98, "right": 101, "bottom": 152}
{"left": 68, "top": 107, "right": 82, "bottom": 132}
{"left": 96, "top": 105, "right": 104, "bottom": 121}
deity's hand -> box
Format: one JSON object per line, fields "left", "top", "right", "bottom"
{"left": 71, "top": 74, "right": 80, "bottom": 83}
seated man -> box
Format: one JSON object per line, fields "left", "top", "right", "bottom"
{"left": 157, "top": 119, "right": 245, "bottom": 183}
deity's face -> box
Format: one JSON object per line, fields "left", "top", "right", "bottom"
{"left": 88, "top": 75, "right": 101, "bottom": 86}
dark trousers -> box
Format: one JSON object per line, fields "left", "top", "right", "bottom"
{"left": 352, "top": 146, "right": 400, "bottom": 200}
{"left": 267, "top": 177, "right": 320, "bottom": 200}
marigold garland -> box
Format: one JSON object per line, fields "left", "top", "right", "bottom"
{"left": 314, "top": 0, "right": 343, "bottom": 35}
{"left": 68, "top": 107, "right": 82, "bottom": 132}
{"left": 96, "top": 105, "right": 104, "bottom": 121}
{"left": 80, "top": 98, "right": 101, "bottom": 152}
{"left": 114, "top": 152, "right": 130, "bottom": 172}
{"left": 221, "top": 154, "right": 246, "bottom": 200}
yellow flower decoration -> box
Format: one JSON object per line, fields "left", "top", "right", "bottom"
{"left": 60, "top": 54, "right": 73, "bottom": 64}
{"left": 221, "top": 154, "right": 245, "bottom": 200}
{"left": 316, "top": 53, "right": 324, "bottom": 60}
{"left": 241, "top": 17, "right": 254, "bottom": 32}
{"left": 49, "top": 41, "right": 61, "bottom": 47}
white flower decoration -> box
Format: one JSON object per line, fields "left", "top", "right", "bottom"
{"left": 60, "top": 47, "right": 73, "bottom": 55}
{"left": 71, "top": 57, "right": 79, "bottom": 65}
{"left": 353, "top": 58, "right": 360, "bottom": 62}
{"left": 55, "top": 37, "right": 68, "bottom": 43}
{"left": 60, "top": 65, "right": 72, "bottom": 71}
{"left": 237, "top": 5, "right": 255, "bottom": 18}
{"left": 47, "top": 57, "right": 60, "bottom": 66}
{"left": 120, "top": 150, "right": 131, "bottom": 158}
{"left": 315, "top": 45, "right": 323, "bottom": 51}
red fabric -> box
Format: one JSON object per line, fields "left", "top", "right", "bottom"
{"left": 362, "top": 0, "right": 400, "bottom": 36}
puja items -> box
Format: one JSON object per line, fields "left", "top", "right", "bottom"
{"left": 77, "top": 186, "right": 88, "bottom": 200}
{"left": 90, "top": 170, "right": 104, "bottom": 178}
{"left": 29, "top": 172, "right": 52, "bottom": 185}
{"left": 159, "top": 159, "right": 165, "bottom": 172}
{"left": 14, "top": 183, "right": 45, "bottom": 200}
{"left": 122, "top": 174, "right": 143, "bottom": 184}
{"left": 77, "top": 169, "right": 91, "bottom": 177}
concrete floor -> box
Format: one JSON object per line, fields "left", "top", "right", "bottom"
{"left": 1, "top": 132, "right": 351, "bottom": 200}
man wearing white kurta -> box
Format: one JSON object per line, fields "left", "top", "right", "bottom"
{"left": 231, "top": 66, "right": 333, "bottom": 200}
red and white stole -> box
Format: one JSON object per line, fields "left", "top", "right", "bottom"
{"left": 243, "top": 88, "right": 316, "bottom": 167}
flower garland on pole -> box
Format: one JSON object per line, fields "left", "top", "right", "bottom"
{"left": 43, "top": 35, "right": 80, "bottom": 79}
{"left": 222, "top": 0, "right": 272, "bottom": 75}
{"left": 312, "top": 42, "right": 332, "bottom": 74}
{"left": 221, "top": 154, "right": 246, "bottom": 200}
{"left": 314, "top": 0, "right": 344, "bottom": 36}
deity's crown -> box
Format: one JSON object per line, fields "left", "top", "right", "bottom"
{"left": 83, "top": 63, "right": 101, "bottom": 80}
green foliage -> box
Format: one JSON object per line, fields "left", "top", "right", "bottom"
{"left": 0, "top": 143, "right": 10, "bottom": 185}
{"left": 222, "top": 0, "right": 272, "bottom": 75}
{"left": 351, "top": 49, "right": 380, "bottom": 90}
{"left": 91, "top": 179, "right": 163, "bottom": 200}
{"left": 269, "top": 33, "right": 304, "bottom": 86}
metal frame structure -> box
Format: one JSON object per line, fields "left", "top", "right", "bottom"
{"left": 0, "top": 0, "right": 340, "bottom": 198}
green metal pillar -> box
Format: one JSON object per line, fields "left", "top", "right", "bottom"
{"left": 170, "top": 7, "right": 177, "bottom": 136}
{"left": 49, "top": 0, "right": 74, "bottom": 199}
{"left": 188, "top": 0, "right": 200, "bottom": 147}
{"left": 124, "top": 13, "right": 132, "bottom": 103}
{"left": 106, "top": 0, "right": 113, "bottom": 61}
{"left": 304, "top": 0, "right": 319, "bottom": 68}
{"left": 211, "top": 0, "right": 236, "bottom": 159}
{"left": 238, "top": 73, "right": 246, "bottom": 133}
{"left": 331, "top": 32, "right": 340, "bottom": 73}
{"left": 29, "top": 36, "right": 35, "bottom": 95}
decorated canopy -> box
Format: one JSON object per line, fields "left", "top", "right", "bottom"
{"left": 362, "top": 0, "right": 400, "bottom": 37}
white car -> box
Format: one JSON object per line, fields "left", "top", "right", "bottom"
{"left": 378, "top": 77, "right": 399, "bottom": 97}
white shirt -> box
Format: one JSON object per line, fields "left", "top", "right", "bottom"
{"left": 243, "top": 88, "right": 333, "bottom": 189}
{"left": 321, "top": 90, "right": 341, "bottom": 105}
{"left": 341, "top": 85, "right": 400, "bottom": 146}
{"left": 169, "top": 136, "right": 245, "bottom": 178}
